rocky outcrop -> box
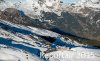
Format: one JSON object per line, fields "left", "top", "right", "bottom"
{"left": 0, "top": 8, "right": 100, "bottom": 41}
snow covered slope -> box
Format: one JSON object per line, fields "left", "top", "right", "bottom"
{"left": 0, "top": 19, "right": 60, "bottom": 61}
{"left": 0, "top": 45, "right": 41, "bottom": 61}
{"left": 0, "top": 17, "right": 100, "bottom": 61}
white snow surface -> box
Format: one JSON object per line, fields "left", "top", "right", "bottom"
{"left": 45, "top": 47, "right": 100, "bottom": 61}
{"left": 0, "top": 45, "right": 41, "bottom": 61}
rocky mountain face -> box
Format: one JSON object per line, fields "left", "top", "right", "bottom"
{"left": 0, "top": 0, "right": 100, "bottom": 45}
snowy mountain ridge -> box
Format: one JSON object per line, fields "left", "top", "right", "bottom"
{"left": 77, "top": 0, "right": 100, "bottom": 9}
{"left": 0, "top": 0, "right": 100, "bottom": 18}
{"left": 0, "top": 0, "right": 62, "bottom": 18}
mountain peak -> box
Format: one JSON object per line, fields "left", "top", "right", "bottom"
{"left": 77, "top": 0, "right": 100, "bottom": 8}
